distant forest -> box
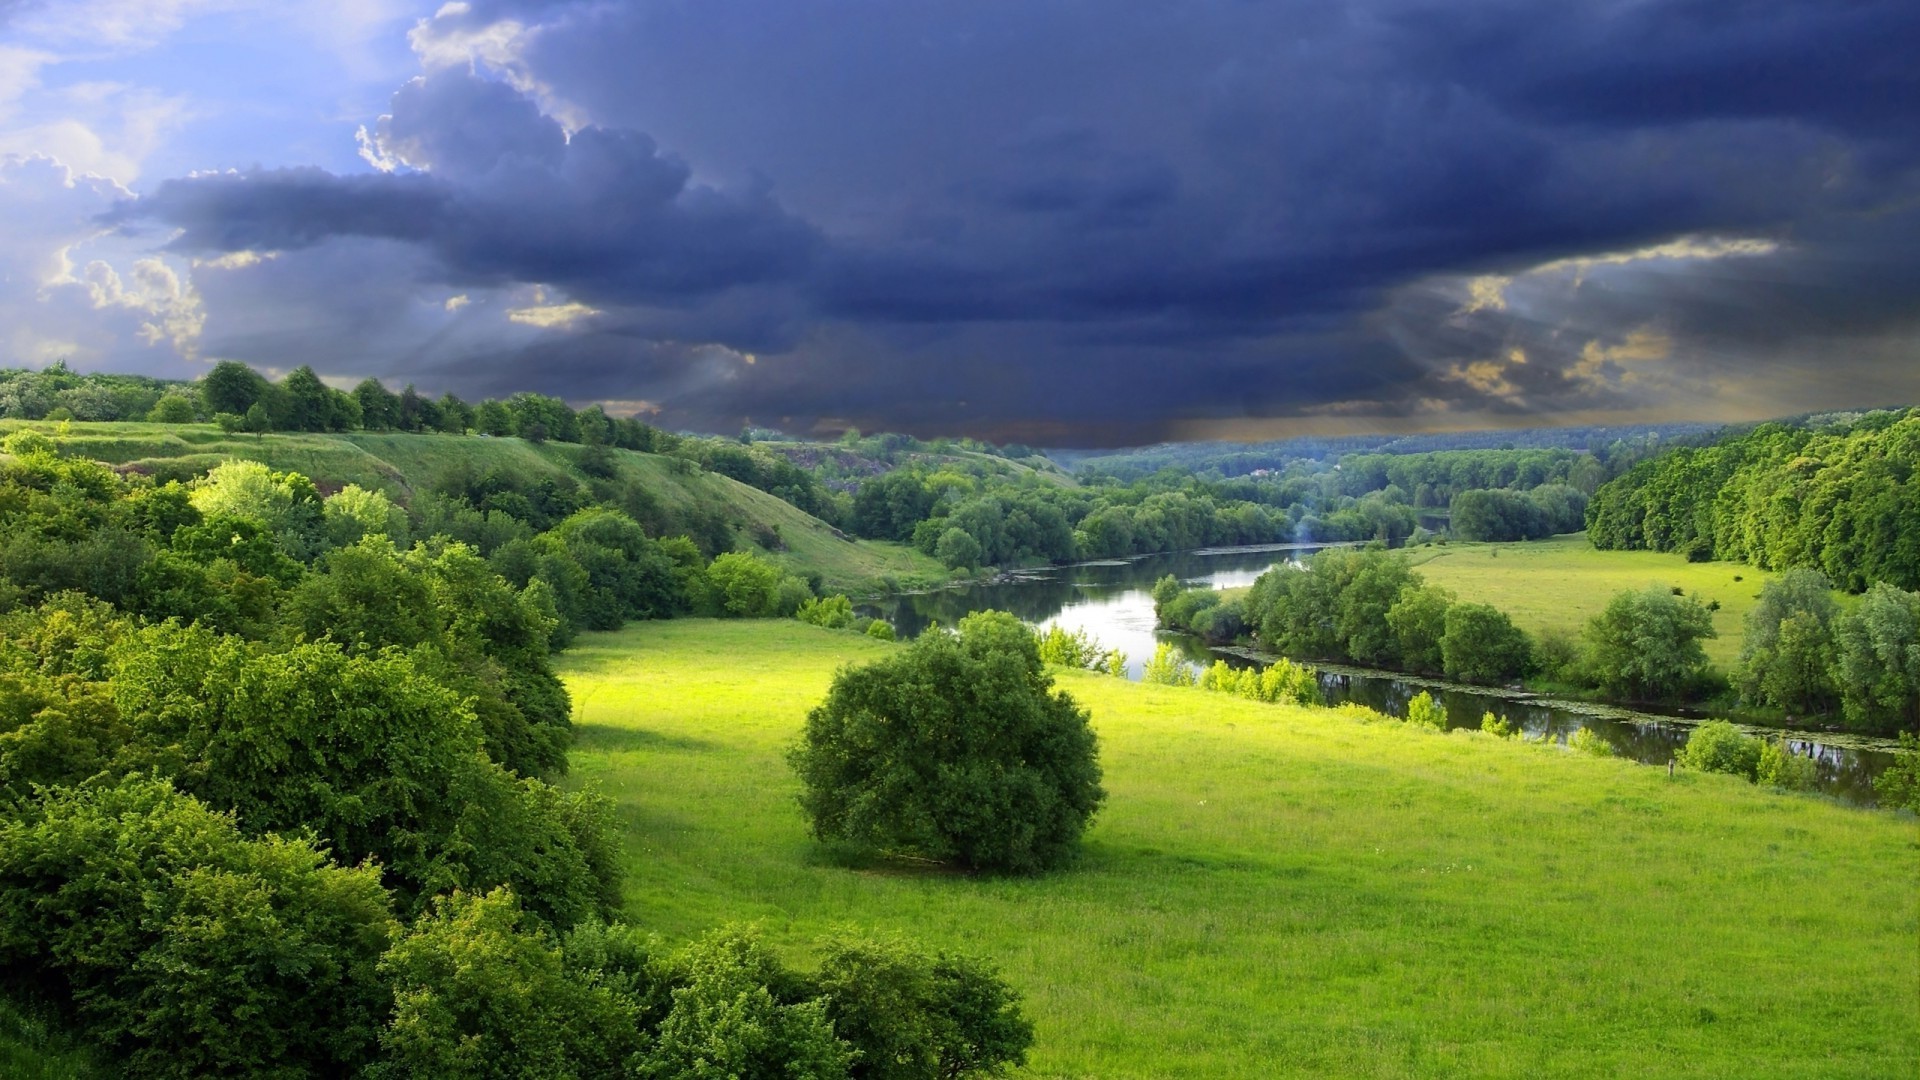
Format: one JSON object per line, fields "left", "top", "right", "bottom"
{"left": 1587, "top": 410, "right": 1920, "bottom": 591}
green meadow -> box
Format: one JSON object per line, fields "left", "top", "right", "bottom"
{"left": 1404, "top": 534, "right": 1785, "bottom": 670}
{"left": 558, "top": 618, "right": 1918, "bottom": 1079}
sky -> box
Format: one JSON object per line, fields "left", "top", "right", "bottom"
{"left": 2, "top": 0, "right": 1917, "bottom": 446}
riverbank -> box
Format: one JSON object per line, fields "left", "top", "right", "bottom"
{"left": 558, "top": 619, "right": 1918, "bottom": 1079}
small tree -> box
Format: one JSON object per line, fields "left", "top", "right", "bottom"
{"left": 1736, "top": 568, "right": 1839, "bottom": 713}
{"left": 789, "top": 611, "right": 1104, "bottom": 873}
{"left": 1440, "top": 602, "right": 1532, "bottom": 685}
{"left": 935, "top": 527, "right": 982, "bottom": 570}
{"left": 1583, "top": 587, "right": 1717, "bottom": 700}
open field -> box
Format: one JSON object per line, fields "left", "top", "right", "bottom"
{"left": 1404, "top": 534, "right": 1794, "bottom": 670}
{"left": 559, "top": 619, "right": 1919, "bottom": 1079}
{"left": 0, "top": 419, "right": 945, "bottom": 592}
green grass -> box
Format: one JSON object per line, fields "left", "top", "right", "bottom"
{"left": 1403, "top": 534, "right": 1794, "bottom": 670}
{"left": 0, "top": 998, "right": 101, "bottom": 1080}
{"left": 559, "top": 618, "right": 1919, "bottom": 1079}
{"left": 0, "top": 420, "right": 945, "bottom": 592}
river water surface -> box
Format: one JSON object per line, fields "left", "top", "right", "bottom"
{"left": 862, "top": 544, "right": 1901, "bottom": 805}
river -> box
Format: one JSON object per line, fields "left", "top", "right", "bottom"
{"left": 861, "top": 544, "right": 1902, "bottom": 806}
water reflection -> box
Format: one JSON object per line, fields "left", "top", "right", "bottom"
{"left": 863, "top": 544, "right": 1899, "bottom": 806}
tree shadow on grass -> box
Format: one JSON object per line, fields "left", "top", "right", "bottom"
{"left": 800, "top": 842, "right": 983, "bottom": 881}
{"left": 570, "top": 723, "right": 719, "bottom": 754}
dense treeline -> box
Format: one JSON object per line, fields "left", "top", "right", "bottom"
{"left": 1158, "top": 548, "right": 1726, "bottom": 707}
{"left": 1733, "top": 567, "right": 1920, "bottom": 731}
{"left": 0, "top": 429, "right": 1032, "bottom": 1077}
{"left": 10, "top": 361, "right": 1640, "bottom": 571}
{"left": 1587, "top": 410, "right": 1920, "bottom": 591}
{"left": 1064, "top": 423, "right": 1713, "bottom": 481}
{"left": 847, "top": 449, "right": 1611, "bottom": 569}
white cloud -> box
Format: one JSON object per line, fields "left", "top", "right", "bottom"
{"left": 0, "top": 153, "right": 203, "bottom": 370}
{"left": 506, "top": 299, "right": 598, "bottom": 328}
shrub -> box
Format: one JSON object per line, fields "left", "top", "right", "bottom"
{"left": 704, "top": 550, "right": 792, "bottom": 617}
{"left": 1568, "top": 728, "right": 1615, "bottom": 757}
{"left": 1140, "top": 642, "right": 1195, "bottom": 686}
{"left": 797, "top": 594, "right": 860, "bottom": 630}
{"left": 811, "top": 934, "right": 1033, "bottom": 1080}
{"left": 369, "top": 889, "right": 644, "bottom": 1080}
{"left": 0, "top": 778, "right": 396, "bottom": 1078}
{"left": 643, "top": 929, "right": 851, "bottom": 1080}
{"left": 1756, "top": 737, "right": 1818, "bottom": 791}
{"left": 1404, "top": 690, "right": 1446, "bottom": 729}
{"left": 865, "top": 619, "right": 897, "bottom": 641}
{"left": 789, "top": 611, "right": 1105, "bottom": 873}
{"left": 1676, "top": 720, "right": 1762, "bottom": 780}
{"left": 1480, "top": 711, "right": 1516, "bottom": 738}
{"left": 1874, "top": 732, "right": 1920, "bottom": 811}
{"left": 1037, "top": 625, "right": 1101, "bottom": 668}
{"left": 147, "top": 393, "right": 197, "bottom": 423}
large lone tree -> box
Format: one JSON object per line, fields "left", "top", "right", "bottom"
{"left": 789, "top": 610, "right": 1105, "bottom": 874}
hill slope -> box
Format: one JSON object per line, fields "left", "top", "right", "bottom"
{"left": 0, "top": 420, "right": 945, "bottom": 592}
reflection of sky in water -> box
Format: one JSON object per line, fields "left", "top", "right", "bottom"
{"left": 1038, "top": 564, "right": 1272, "bottom": 679}
{"left": 865, "top": 545, "right": 1897, "bottom": 804}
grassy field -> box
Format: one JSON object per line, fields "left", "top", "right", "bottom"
{"left": 559, "top": 619, "right": 1918, "bottom": 1079}
{"left": 1403, "top": 534, "right": 1790, "bottom": 670}
{"left": 0, "top": 420, "right": 945, "bottom": 592}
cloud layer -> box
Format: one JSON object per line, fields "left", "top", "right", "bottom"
{"left": 13, "top": 0, "right": 1920, "bottom": 442}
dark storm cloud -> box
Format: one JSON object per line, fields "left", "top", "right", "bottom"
{"left": 108, "top": 0, "right": 1920, "bottom": 442}
{"left": 114, "top": 68, "right": 821, "bottom": 305}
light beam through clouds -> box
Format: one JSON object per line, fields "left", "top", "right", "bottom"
{"left": 0, "top": 0, "right": 1915, "bottom": 444}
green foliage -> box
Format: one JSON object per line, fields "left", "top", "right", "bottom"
{"left": 642, "top": 929, "right": 852, "bottom": 1080}
{"left": 1676, "top": 720, "right": 1763, "bottom": 780}
{"left": 2, "top": 430, "right": 57, "bottom": 459}
{"left": 865, "top": 619, "right": 897, "bottom": 642}
{"left": 369, "top": 889, "right": 644, "bottom": 1080}
{"left": 1404, "top": 690, "right": 1445, "bottom": 729}
{"left": 1735, "top": 568, "right": 1839, "bottom": 713}
{"left": 790, "top": 611, "right": 1105, "bottom": 873}
{"left": 1194, "top": 658, "right": 1321, "bottom": 706}
{"left": 1583, "top": 587, "right": 1718, "bottom": 700}
{"left": 1036, "top": 624, "right": 1102, "bottom": 669}
{"left": 105, "top": 624, "right": 614, "bottom": 926}
{"left": 705, "top": 549, "right": 810, "bottom": 618}
{"left": 322, "top": 483, "right": 410, "bottom": 549}
{"left": 1755, "top": 737, "right": 1818, "bottom": 791}
{"left": 1480, "top": 711, "right": 1517, "bottom": 738}
{"left": 1872, "top": 732, "right": 1920, "bottom": 812}
{"left": 798, "top": 594, "right": 860, "bottom": 630}
{"left": 1246, "top": 548, "right": 1423, "bottom": 665}
{"left": 812, "top": 934, "right": 1032, "bottom": 1080}
{"left": 0, "top": 778, "right": 395, "bottom": 1078}
{"left": 1440, "top": 602, "right": 1533, "bottom": 685}
{"left": 1449, "top": 485, "right": 1587, "bottom": 541}
{"left": 1832, "top": 582, "right": 1920, "bottom": 730}
{"left": 1386, "top": 584, "right": 1452, "bottom": 675}
{"left": 1567, "top": 728, "right": 1615, "bottom": 757}
{"left": 1140, "top": 642, "right": 1195, "bottom": 686}
{"left": 189, "top": 459, "right": 324, "bottom": 560}
{"left": 935, "top": 526, "right": 983, "bottom": 570}
{"left": 1586, "top": 412, "right": 1920, "bottom": 592}
{"left": 145, "top": 393, "right": 197, "bottom": 423}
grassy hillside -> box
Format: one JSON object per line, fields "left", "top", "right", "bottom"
{"left": 559, "top": 619, "right": 1918, "bottom": 1079}
{"left": 0, "top": 420, "right": 945, "bottom": 592}
{"left": 1404, "top": 533, "right": 1796, "bottom": 670}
